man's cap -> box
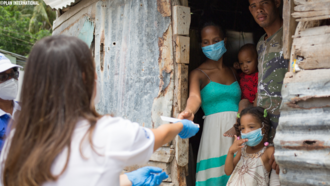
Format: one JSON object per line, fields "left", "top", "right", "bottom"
{"left": 0, "top": 53, "right": 23, "bottom": 73}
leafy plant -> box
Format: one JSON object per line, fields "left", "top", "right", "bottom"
{"left": 0, "top": 1, "right": 55, "bottom": 56}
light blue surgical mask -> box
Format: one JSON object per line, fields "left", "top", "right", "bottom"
{"left": 202, "top": 40, "right": 227, "bottom": 61}
{"left": 241, "top": 127, "right": 264, "bottom": 147}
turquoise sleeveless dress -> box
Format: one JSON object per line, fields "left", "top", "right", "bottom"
{"left": 195, "top": 69, "right": 241, "bottom": 186}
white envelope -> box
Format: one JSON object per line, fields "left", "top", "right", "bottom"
{"left": 160, "top": 116, "right": 200, "bottom": 128}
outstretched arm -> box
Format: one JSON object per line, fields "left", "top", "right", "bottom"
{"left": 178, "top": 70, "right": 202, "bottom": 121}
{"left": 151, "top": 120, "right": 199, "bottom": 152}
{"left": 151, "top": 123, "right": 183, "bottom": 151}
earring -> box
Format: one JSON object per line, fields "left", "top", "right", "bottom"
{"left": 264, "top": 142, "right": 269, "bottom": 146}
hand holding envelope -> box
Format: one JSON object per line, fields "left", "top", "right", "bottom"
{"left": 160, "top": 116, "right": 200, "bottom": 139}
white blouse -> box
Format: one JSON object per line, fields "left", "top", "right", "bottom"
{"left": 0, "top": 116, "right": 155, "bottom": 186}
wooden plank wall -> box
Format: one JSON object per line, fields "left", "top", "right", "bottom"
{"left": 171, "top": 2, "right": 191, "bottom": 186}
{"left": 283, "top": 0, "right": 298, "bottom": 60}
{"left": 172, "top": 4, "right": 190, "bottom": 167}
{"left": 287, "top": 0, "right": 330, "bottom": 70}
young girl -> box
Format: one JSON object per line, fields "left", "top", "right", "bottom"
{"left": 224, "top": 106, "right": 274, "bottom": 186}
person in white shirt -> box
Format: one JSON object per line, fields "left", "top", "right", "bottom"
{"left": 0, "top": 53, "right": 22, "bottom": 152}
{"left": 0, "top": 35, "right": 199, "bottom": 186}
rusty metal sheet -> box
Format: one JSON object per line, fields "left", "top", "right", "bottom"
{"left": 92, "top": 0, "right": 172, "bottom": 128}
{"left": 274, "top": 70, "right": 330, "bottom": 186}
{"left": 52, "top": 0, "right": 173, "bottom": 128}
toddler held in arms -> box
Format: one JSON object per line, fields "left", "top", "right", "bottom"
{"left": 224, "top": 107, "right": 274, "bottom": 186}
{"left": 224, "top": 44, "right": 258, "bottom": 137}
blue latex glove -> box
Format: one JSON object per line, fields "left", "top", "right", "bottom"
{"left": 125, "top": 166, "right": 168, "bottom": 186}
{"left": 176, "top": 119, "right": 199, "bottom": 139}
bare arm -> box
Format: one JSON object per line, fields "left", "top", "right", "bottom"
{"left": 225, "top": 148, "right": 242, "bottom": 175}
{"left": 178, "top": 70, "right": 202, "bottom": 120}
{"left": 225, "top": 135, "right": 248, "bottom": 175}
{"left": 120, "top": 174, "right": 132, "bottom": 186}
{"left": 150, "top": 123, "right": 183, "bottom": 151}
{"left": 264, "top": 146, "right": 275, "bottom": 172}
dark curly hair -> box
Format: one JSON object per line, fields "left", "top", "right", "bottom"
{"left": 234, "top": 106, "right": 272, "bottom": 143}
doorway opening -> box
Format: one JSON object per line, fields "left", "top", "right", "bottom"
{"left": 186, "top": 0, "right": 265, "bottom": 185}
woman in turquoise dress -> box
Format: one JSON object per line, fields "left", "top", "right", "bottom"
{"left": 178, "top": 22, "right": 241, "bottom": 186}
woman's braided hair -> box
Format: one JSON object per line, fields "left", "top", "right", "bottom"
{"left": 234, "top": 106, "right": 272, "bottom": 143}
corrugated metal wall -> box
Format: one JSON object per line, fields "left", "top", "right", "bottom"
{"left": 275, "top": 1, "right": 330, "bottom": 185}
{"left": 93, "top": 0, "right": 172, "bottom": 128}
{"left": 275, "top": 70, "right": 330, "bottom": 185}
{"left": 53, "top": 0, "right": 173, "bottom": 128}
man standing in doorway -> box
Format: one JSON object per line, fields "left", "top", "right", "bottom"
{"left": 0, "top": 53, "right": 22, "bottom": 152}
{"left": 248, "top": 0, "right": 288, "bottom": 184}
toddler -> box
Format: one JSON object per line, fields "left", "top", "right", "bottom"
{"left": 236, "top": 44, "right": 258, "bottom": 105}
{"left": 224, "top": 44, "right": 258, "bottom": 137}
{"left": 224, "top": 106, "right": 274, "bottom": 186}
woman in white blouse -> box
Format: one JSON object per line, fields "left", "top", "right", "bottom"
{"left": 0, "top": 35, "right": 199, "bottom": 186}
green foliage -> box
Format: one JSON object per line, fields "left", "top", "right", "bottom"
{"left": 29, "top": 0, "right": 56, "bottom": 34}
{"left": 0, "top": 2, "right": 55, "bottom": 56}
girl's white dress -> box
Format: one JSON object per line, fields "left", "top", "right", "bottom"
{"left": 227, "top": 146, "right": 270, "bottom": 186}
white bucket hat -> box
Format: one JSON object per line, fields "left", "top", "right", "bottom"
{"left": 0, "top": 53, "right": 22, "bottom": 73}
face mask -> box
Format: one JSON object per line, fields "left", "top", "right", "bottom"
{"left": 202, "top": 40, "right": 227, "bottom": 61}
{"left": 241, "top": 128, "right": 264, "bottom": 147}
{"left": 0, "top": 79, "right": 18, "bottom": 100}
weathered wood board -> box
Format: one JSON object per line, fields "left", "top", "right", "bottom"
{"left": 291, "top": 25, "right": 330, "bottom": 70}
{"left": 298, "top": 57, "right": 330, "bottom": 69}
{"left": 292, "top": 1, "right": 330, "bottom": 21}
{"left": 293, "top": 25, "right": 330, "bottom": 37}
{"left": 294, "top": 0, "right": 330, "bottom": 5}
{"left": 295, "top": 43, "right": 330, "bottom": 58}
{"left": 172, "top": 63, "right": 189, "bottom": 167}
{"left": 283, "top": 0, "right": 297, "bottom": 59}
{"left": 177, "top": 64, "right": 189, "bottom": 111}
{"left": 150, "top": 146, "right": 175, "bottom": 163}
{"left": 172, "top": 6, "right": 191, "bottom": 36}
{"left": 175, "top": 35, "right": 190, "bottom": 64}
{"left": 294, "top": 2, "right": 330, "bottom": 12}
{"left": 294, "top": 33, "right": 330, "bottom": 46}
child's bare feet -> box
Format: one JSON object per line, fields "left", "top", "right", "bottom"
{"left": 224, "top": 126, "right": 236, "bottom": 137}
